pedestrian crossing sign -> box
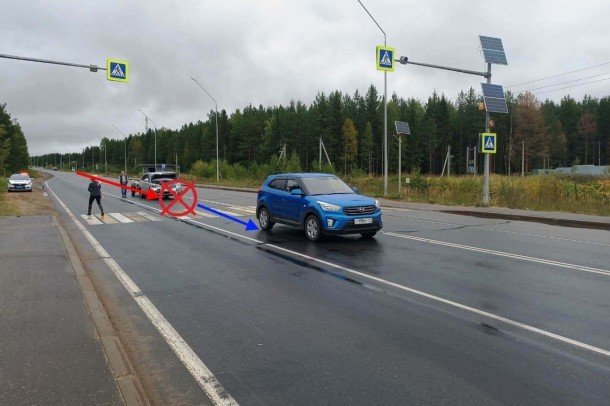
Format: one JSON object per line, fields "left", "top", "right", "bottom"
{"left": 376, "top": 46, "right": 395, "bottom": 72}
{"left": 481, "top": 133, "right": 497, "bottom": 154}
{"left": 106, "top": 59, "right": 129, "bottom": 83}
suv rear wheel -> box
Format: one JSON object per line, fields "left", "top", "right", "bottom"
{"left": 258, "top": 207, "right": 274, "bottom": 231}
{"left": 305, "top": 215, "right": 322, "bottom": 242}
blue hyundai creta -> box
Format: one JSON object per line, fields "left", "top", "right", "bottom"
{"left": 256, "top": 173, "right": 383, "bottom": 241}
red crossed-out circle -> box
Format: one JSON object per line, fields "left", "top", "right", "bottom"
{"left": 159, "top": 180, "right": 198, "bottom": 217}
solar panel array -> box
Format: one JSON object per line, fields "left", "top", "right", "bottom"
{"left": 481, "top": 83, "right": 508, "bottom": 114}
{"left": 479, "top": 35, "right": 508, "bottom": 65}
{"left": 395, "top": 121, "right": 410, "bottom": 135}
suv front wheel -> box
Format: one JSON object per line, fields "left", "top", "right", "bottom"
{"left": 305, "top": 214, "right": 322, "bottom": 242}
{"left": 258, "top": 207, "right": 274, "bottom": 231}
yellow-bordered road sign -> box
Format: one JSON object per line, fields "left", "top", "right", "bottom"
{"left": 376, "top": 46, "right": 395, "bottom": 72}
{"left": 107, "top": 59, "right": 129, "bottom": 83}
{"left": 481, "top": 133, "right": 497, "bottom": 154}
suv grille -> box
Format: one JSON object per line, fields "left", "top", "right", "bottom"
{"left": 343, "top": 205, "right": 376, "bottom": 216}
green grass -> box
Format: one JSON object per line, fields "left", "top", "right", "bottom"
{"left": 186, "top": 170, "right": 610, "bottom": 216}
{"left": 0, "top": 178, "right": 19, "bottom": 216}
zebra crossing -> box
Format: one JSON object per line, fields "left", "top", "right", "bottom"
{"left": 80, "top": 206, "right": 257, "bottom": 225}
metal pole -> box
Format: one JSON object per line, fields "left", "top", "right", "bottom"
{"left": 357, "top": 0, "right": 388, "bottom": 196}
{"left": 0, "top": 53, "right": 105, "bottom": 72}
{"left": 112, "top": 125, "right": 128, "bottom": 174}
{"left": 483, "top": 63, "right": 491, "bottom": 207}
{"left": 137, "top": 109, "right": 157, "bottom": 171}
{"left": 191, "top": 76, "right": 220, "bottom": 182}
{"left": 398, "top": 135, "right": 402, "bottom": 196}
{"left": 521, "top": 140, "right": 525, "bottom": 176}
{"left": 319, "top": 136, "right": 322, "bottom": 170}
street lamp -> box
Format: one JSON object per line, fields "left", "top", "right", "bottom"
{"left": 137, "top": 108, "right": 158, "bottom": 171}
{"left": 97, "top": 137, "right": 108, "bottom": 175}
{"left": 112, "top": 125, "right": 128, "bottom": 174}
{"left": 191, "top": 76, "right": 220, "bottom": 182}
{"left": 357, "top": 0, "right": 388, "bottom": 196}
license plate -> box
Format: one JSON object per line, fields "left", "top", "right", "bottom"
{"left": 354, "top": 218, "right": 373, "bottom": 225}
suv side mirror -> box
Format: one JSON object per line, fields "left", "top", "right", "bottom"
{"left": 291, "top": 188, "right": 304, "bottom": 196}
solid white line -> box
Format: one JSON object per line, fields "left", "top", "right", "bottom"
{"left": 382, "top": 231, "right": 610, "bottom": 277}
{"left": 264, "top": 242, "right": 610, "bottom": 358}
{"left": 384, "top": 211, "right": 609, "bottom": 247}
{"left": 46, "top": 185, "right": 239, "bottom": 406}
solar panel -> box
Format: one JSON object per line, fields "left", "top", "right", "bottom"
{"left": 479, "top": 35, "right": 508, "bottom": 65}
{"left": 481, "top": 83, "right": 508, "bottom": 114}
{"left": 481, "top": 83, "right": 505, "bottom": 99}
{"left": 479, "top": 36, "right": 504, "bottom": 52}
{"left": 395, "top": 121, "right": 410, "bottom": 135}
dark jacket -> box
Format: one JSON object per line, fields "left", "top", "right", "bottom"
{"left": 88, "top": 181, "right": 102, "bottom": 196}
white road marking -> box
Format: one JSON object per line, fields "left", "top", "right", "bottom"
{"left": 50, "top": 175, "right": 610, "bottom": 357}
{"left": 47, "top": 185, "right": 238, "bottom": 406}
{"left": 384, "top": 211, "right": 609, "bottom": 247}
{"left": 135, "top": 211, "right": 163, "bottom": 221}
{"left": 80, "top": 214, "right": 103, "bottom": 225}
{"left": 382, "top": 231, "right": 610, "bottom": 277}
{"left": 107, "top": 212, "right": 134, "bottom": 223}
{"left": 193, "top": 210, "right": 218, "bottom": 218}
{"left": 228, "top": 206, "right": 256, "bottom": 214}
{"left": 215, "top": 209, "right": 245, "bottom": 217}
{"left": 263, "top": 242, "right": 610, "bottom": 358}
{"left": 475, "top": 226, "right": 610, "bottom": 247}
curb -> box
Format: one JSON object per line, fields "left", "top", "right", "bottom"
{"left": 52, "top": 216, "right": 150, "bottom": 406}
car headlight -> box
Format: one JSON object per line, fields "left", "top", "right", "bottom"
{"left": 375, "top": 199, "right": 380, "bottom": 208}
{"left": 317, "top": 201, "right": 341, "bottom": 211}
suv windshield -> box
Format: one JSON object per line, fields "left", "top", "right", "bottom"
{"left": 301, "top": 176, "right": 354, "bottom": 196}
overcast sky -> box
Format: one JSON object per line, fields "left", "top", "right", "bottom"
{"left": 2, "top": 0, "right": 608, "bottom": 156}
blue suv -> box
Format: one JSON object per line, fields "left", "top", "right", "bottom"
{"left": 256, "top": 173, "right": 383, "bottom": 241}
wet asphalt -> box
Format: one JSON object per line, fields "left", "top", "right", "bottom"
{"left": 7, "top": 170, "right": 610, "bottom": 405}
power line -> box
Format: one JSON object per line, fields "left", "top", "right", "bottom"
{"left": 525, "top": 72, "right": 609, "bottom": 92}
{"left": 507, "top": 62, "right": 610, "bottom": 88}
{"left": 532, "top": 77, "right": 610, "bottom": 95}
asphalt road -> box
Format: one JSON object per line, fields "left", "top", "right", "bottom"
{"left": 44, "top": 171, "right": 610, "bottom": 405}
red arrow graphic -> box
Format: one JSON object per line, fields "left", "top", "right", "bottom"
{"left": 76, "top": 171, "right": 158, "bottom": 199}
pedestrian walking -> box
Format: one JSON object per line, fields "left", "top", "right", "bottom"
{"left": 119, "top": 170, "right": 128, "bottom": 198}
{"left": 87, "top": 178, "right": 104, "bottom": 216}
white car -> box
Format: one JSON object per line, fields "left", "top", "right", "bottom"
{"left": 7, "top": 173, "right": 33, "bottom": 192}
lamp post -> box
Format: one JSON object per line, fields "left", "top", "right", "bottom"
{"left": 97, "top": 137, "right": 108, "bottom": 175}
{"left": 112, "top": 125, "right": 128, "bottom": 174}
{"left": 191, "top": 76, "right": 220, "bottom": 182}
{"left": 137, "top": 108, "right": 158, "bottom": 171}
{"left": 357, "top": 0, "right": 388, "bottom": 196}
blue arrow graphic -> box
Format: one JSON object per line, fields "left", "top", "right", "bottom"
{"left": 196, "top": 203, "right": 259, "bottom": 231}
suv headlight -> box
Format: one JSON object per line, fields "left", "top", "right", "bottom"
{"left": 375, "top": 199, "right": 380, "bottom": 208}
{"left": 317, "top": 201, "right": 341, "bottom": 211}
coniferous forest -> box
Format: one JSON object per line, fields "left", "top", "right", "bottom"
{"left": 31, "top": 85, "right": 610, "bottom": 177}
